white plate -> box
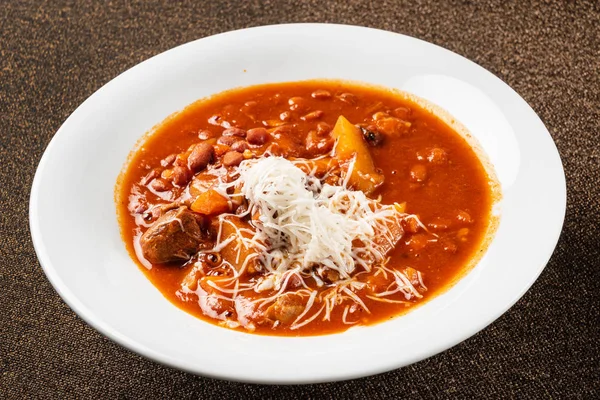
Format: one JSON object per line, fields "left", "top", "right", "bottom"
{"left": 29, "top": 23, "right": 566, "bottom": 384}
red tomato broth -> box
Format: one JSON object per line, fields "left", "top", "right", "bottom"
{"left": 116, "top": 80, "right": 497, "bottom": 336}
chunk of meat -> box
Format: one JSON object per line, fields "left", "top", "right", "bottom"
{"left": 374, "top": 217, "right": 405, "bottom": 255}
{"left": 218, "top": 215, "right": 262, "bottom": 273}
{"left": 140, "top": 206, "right": 205, "bottom": 264}
{"left": 265, "top": 293, "right": 305, "bottom": 324}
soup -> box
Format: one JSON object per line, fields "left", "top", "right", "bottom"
{"left": 115, "top": 80, "right": 498, "bottom": 336}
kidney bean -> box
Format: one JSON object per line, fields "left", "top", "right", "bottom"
{"left": 150, "top": 178, "right": 169, "bottom": 192}
{"left": 231, "top": 141, "right": 249, "bottom": 153}
{"left": 222, "top": 127, "right": 247, "bottom": 137}
{"left": 311, "top": 89, "right": 332, "bottom": 99}
{"left": 187, "top": 142, "right": 214, "bottom": 172}
{"left": 409, "top": 164, "right": 427, "bottom": 182}
{"left": 247, "top": 127, "right": 270, "bottom": 145}
{"left": 217, "top": 135, "right": 238, "bottom": 146}
{"left": 316, "top": 122, "right": 331, "bottom": 136}
{"left": 198, "top": 130, "right": 217, "bottom": 140}
{"left": 301, "top": 110, "right": 324, "bottom": 121}
{"left": 223, "top": 151, "right": 244, "bottom": 167}
{"left": 288, "top": 96, "right": 307, "bottom": 111}
{"left": 171, "top": 166, "right": 191, "bottom": 186}
{"left": 338, "top": 92, "right": 357, "bottom": 105}
{"left": 160, "top": 154, "right": 176, "bottom": 167}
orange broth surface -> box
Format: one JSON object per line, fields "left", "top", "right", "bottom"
{"left": 116, "top": 80, "right": 496, "bottom": 336}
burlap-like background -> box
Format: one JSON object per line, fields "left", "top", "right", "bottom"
{"left": 1, "top": 1, "right": 598, "bottom": 398}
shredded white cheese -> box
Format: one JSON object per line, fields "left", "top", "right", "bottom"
{"left": 223, "top": 157, "right": 405, "bottom": 281}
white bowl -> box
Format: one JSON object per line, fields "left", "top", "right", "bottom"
{"left": 29, "top": 23, "right": 566, "bottom": 384}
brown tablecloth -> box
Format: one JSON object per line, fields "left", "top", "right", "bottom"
{"left": 1, "top": 0, "right": 598, "bottom": 398}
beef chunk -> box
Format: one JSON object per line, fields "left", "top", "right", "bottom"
{"left": 265, "top": 293, "right": 305, "bottom": 324}
{"left": 140, "top": 206, "right": 204, "bottom": 264}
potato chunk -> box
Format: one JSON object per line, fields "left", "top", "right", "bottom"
{"left": 331, "top": 116, "right": 384, "bottom": 194}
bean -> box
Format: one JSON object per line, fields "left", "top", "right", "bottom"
{"left": 160, "top": 154, "right": 176, "bottom": 167}
{"left": 231, "top": 141, "right": 249, "bottom": 153}
{"left": 409, "top": 164, "right": 427, "bottom": 182}
{"left": 288, "top": 96, "right": 307, "bottom": 111}
{"left": 217, "top": 135, "right": 238, "bottom": 146}
{"left": 301, "top": 110, "right": 324, "bottom": 121}
{"left": 311, "top": 89, "right": 332, "bottom": 99}
{"left": 150, "top": 178, "right": 169, "bottom": 192}
{"left": 338, "top": 92, "right": 357, "bottom": 105}
{"left": 280, "top": 111, "right": 291, "bottom": 121}
{"left": 199, "top": 130, "right": 216, "bottom": 140}
{"left": 187, "top": 142, "right": 214, "bottom": 172}
{"left": 247, "top": 127, "right": 270, "bottom": 145}
{"left": 171, "top": 166, "right": 190, "bottom": 186}
{"left": 316, "top": 122, "right": 331, "bottom": 136}
{"left": 222, "top": 127, "right": 247, "bottom": 137}
{"left": 223, "top": 151, "right": 244, "bottom": 167}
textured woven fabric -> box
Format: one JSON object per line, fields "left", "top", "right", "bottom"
{"left": 1, "top": 0, "right": 598, "bottom": 398}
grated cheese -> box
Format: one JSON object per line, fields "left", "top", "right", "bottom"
{"left": 225, "top": 157, "right": 405, "bottom": 282}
